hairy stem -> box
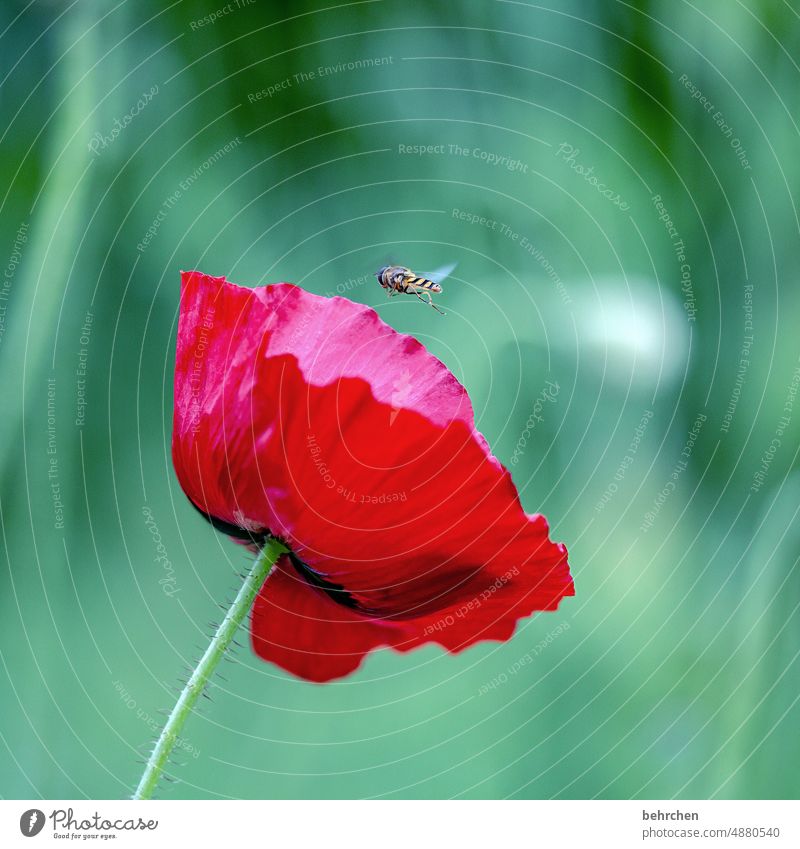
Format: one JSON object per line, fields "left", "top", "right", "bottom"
{"left": 133, "top": 537, "right": 287, "bottom": 799}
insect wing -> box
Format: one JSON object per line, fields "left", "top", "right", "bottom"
{"left": 423, "top": 261, "right": 457, "bottom": 285}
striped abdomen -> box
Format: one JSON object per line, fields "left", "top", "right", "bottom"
{"left": 405, "top": 275, "right": 442, "bottom": 293}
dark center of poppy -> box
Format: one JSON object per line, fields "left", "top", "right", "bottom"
{"left": 189, "top": 502, "right": 360, "bottom": 610}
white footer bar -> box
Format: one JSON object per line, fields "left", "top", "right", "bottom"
{"left": 2, "top": 799, "right": 797, "bottom": 848}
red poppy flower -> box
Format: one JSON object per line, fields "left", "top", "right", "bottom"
{"left": 173, "top": 271, "right": 574, "bottom": 682}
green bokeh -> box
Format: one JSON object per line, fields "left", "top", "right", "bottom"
{"left": 1, "top": 0, "right": 798, "bottom": 799}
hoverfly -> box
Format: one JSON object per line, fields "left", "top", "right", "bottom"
{"left": 375, "top": 262, "right": 456, "bottom": 315}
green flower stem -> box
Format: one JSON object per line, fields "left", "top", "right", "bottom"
{"left": 133, "top": 536, "right": 287, "bottom": 800}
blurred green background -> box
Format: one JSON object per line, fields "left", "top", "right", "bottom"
{"left": 1, "top": 0, "right": 798, "bottom": 800}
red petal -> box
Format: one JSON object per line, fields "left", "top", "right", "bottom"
{"left": 251, "top": 555, "right": 395, "bottom": 683}
{"left": 174, "top": 271, "right": 574, "bottom": 681}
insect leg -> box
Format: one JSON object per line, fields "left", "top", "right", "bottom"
{"left": 412, "top": 287, "right": 445, "bottom": 315}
